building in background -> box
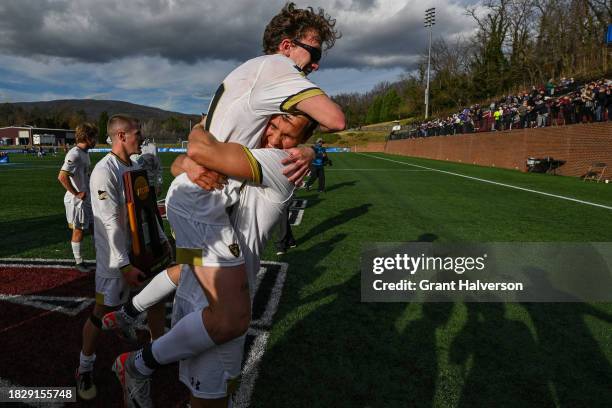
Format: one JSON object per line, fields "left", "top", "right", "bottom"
{"left": 0, "top": 126, "right": 75, "bottom": 146}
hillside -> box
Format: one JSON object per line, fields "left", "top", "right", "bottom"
{"left": 10, "top": 99, "right": 198, "bottom": 122}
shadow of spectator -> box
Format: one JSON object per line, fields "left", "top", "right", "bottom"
{"left": 450, "top": 302, "right": 555, "bottom": 407}
{"left": 297, "top": 203, "right": 371, "bottom": 245}
{"left": 324, "top": 180, "right": 359, "bottom": 193}
{"left": 522, "top": 267, "right": 612, "bottom": 406}
{"left": 251, "top": 231, "right": 452, "bottom": 407}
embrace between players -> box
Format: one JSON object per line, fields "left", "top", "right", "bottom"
{"left": 70, "top": 3, "right": 345, "bottom": 408}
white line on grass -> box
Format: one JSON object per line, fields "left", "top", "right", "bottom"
{"left": 327, "top": 168, "right": 432, "bottom": 171}
{"left": 0, "top": 164, "right": 62, "bottom": 170}
{"left": 358, "top": 153, "right": 612, "bottom": 211}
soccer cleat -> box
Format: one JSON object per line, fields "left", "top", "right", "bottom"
{"left": 102, "top": 308, "right": 138, "bottom": 343}
{"left": 276, "top": 250, "right": 286, "bottom": 255}
{"left": 75, "top": 263, "right": 90, "bottom": 273}
{"left": 75, "top": 368, "right": 97, "bottom": 400}
{"left": 113, "top": 352, "right": 153, "bottom": 408}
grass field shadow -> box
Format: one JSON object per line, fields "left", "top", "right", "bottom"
{"left": 450, "top": 302, "right": 555, "bottom": 407}
{"left": 0, "top": 214, "right": 67, "bottom": 257}
{"left": 325, "top": 180, "right": 359, "bottom": 193}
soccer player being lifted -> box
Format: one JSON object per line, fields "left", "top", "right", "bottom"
{"left": 58, "top": 122, "right": 98, "bottom": 273}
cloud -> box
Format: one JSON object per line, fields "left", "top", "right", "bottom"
{"left": 0, "top": 0, "right": 480, "bottom": 113}
{"left": 0, "top": 0, "right": 477, "bottom": 70}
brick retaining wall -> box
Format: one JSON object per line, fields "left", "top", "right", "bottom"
{"left": 365, "top": 123, "right": 612, "bottom": 178}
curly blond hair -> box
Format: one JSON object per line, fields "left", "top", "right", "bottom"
{"left": 262, "top": 2, "right": 341, "bottom": 55}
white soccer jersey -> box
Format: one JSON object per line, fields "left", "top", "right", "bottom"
{"left": 90, "top": 153, "right": 167, "bottom": 278}
{"left": 231, "top": 149, "right": 295, "bottom": 297}
{"left": 205, "top": 53, "right": 324, "bottom": 148}
{"left": 60, "top": 146, "right": 91, "bottom": 197}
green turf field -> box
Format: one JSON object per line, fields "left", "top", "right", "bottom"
{"left": 1, "top": 151, "right": 612, "bottom": 406}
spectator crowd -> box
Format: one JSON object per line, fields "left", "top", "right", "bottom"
{"left": 396, "top": 78, "right": 612, "bottom": 138}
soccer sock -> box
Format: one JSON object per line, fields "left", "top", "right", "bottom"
{"left": 150, "top": 309, "right": 213, "bottom": 366}
{"left": 71, "top": 241, "right": 82, "bottom": 264}
{"left": 78, "top": 351, "right": 95, "bottom": 373}
{"left": 131, "top": 269, "right": 177, "bottom": 314}
{"left": 134, "top": 348, "right": 156, "bottom": 376}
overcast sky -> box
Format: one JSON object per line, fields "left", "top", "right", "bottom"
{"left": 0, "top": 0, "right": 480, "bottom": 114}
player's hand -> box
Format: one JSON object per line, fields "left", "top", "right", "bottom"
{"left": 282, "top": 146, "right": 315, "bottom": 185}
{"left": 123, "top": 266, "right": 147, "bottom": 287}
{"left": 185, "top": 158, "right": 227, "bottom": 191}
{"left": 75, "top": 191, "right": 87, "bottom": 201}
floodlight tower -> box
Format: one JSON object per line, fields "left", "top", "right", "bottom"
{"left": 424, "top": 7, "right": 436, "bottom": 119}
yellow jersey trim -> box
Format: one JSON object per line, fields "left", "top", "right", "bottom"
{"left": 241, "top": 146, "right": 263, "bottom": 185}
{"left": 280, "top": 87, "right": 325, "bottom": 112}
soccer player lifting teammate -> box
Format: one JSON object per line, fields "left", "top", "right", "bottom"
{"left": 111, "top": 112, "right": 316, "bottom": 408}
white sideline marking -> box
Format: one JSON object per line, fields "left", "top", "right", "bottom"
{"left": 0, "top": 257, "right": 95, "bottom": 269}
{"left": 290, "top": 199, "right": 308, "bottom": 209}
{"left": 234, "top": 332, "right": 270, "bottom": 408}
{"left": 327, "top": 168, "right": 432, "bottom": 171}
{"left": 0, "top": 294, "right": 94, "bottom": 316}
{"left": 291, "top": 209, "right": 304, "bottom": 226}
{"left": 359, "top": 153, "right": 612, "bottom": 211}
{"left": 236, "top": 261, "right": 288, "bottom": 408}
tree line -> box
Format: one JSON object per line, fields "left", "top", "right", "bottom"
{"left": 333, "top": 0, "right": 612, "bottom": 129}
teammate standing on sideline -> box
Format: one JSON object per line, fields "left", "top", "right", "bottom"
{"left": 58, "top": 123, "right": 98, "bottom": 272}
{"left": 75, "top": 114, "right": 169, "bottom": 401}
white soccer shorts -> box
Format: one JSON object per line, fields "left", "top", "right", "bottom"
{"left": 167, "top": 208, "right": 244, "bottom": 268}
{"left": 172, "top": 268, "right": 244, "bottom": 399}
{"left": 64, "top": 196, "right": 92, "bottom": 230}
{"left": 95, "top": 276, "right": 129, "bottom": 307}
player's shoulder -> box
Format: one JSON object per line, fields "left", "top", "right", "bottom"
{"left": 65, "top": 146, "right": 80, "bottom": 159}
{"left": 256, "top": 54, "right": 304, "bottom": 76}
{"left": 91, "top": 153, "right": 112, "bottom": 174}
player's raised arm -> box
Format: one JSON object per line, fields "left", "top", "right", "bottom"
{"left": 295, "top": 94, "right": 345, "bottom": 132}
{"left": 187, "top": 125, "right": 262, "bottom": 182}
